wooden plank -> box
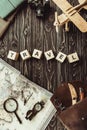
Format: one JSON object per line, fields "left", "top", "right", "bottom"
{"left": 0, "top": 0, "right": 87, "bottom": 130}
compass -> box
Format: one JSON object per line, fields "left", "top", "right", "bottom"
{"left": 34, "top": 102, "right": 43, "bottom": 112}
{"left": 25, "top": 101, "right": 45, "bottom": 120}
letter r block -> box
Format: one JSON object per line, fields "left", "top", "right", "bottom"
{"left": 20, "top": 49, "right": 31, "bottom": 60}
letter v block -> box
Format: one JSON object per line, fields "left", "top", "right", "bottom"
{"left": 32, "top": 49, "right": 42, "bottom": 59}
{"left": 44, "top": 50, "right": 55, "bottom": 60}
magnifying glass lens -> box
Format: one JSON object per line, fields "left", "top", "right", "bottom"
{"left": 5, "top": 99, "right": 17, "bottom": 112}
{"left": 4, "top": 98, "right": 22, "bottom": 124}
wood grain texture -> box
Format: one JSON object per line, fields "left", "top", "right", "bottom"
{"left": 0, "top": 0, "right": 87, "bottom": 129}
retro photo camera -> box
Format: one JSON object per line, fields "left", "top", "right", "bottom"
{"left": 28, "top": 0, "right": 51, "bottom": 18}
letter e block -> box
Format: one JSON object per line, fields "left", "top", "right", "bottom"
{"left": 44, "top": 50, "right": 55, "bottom": 60}
{"left": 20, "top": 50, "right": 31, "bottom": 60}
{"left": 56, "top": 52, "right": 67, "bottom": 63}
{"left": 32, "top": 49, "right": 42, "bottom": 59}
{"left": 7, "top": 50, "right": 19, "bottom": 61}
{"left": 67, "top": 52, "right": 79, "bottom": 63}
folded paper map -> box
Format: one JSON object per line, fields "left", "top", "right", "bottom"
{"left": 0, "top": 58, "right": 56, "bottom": 130}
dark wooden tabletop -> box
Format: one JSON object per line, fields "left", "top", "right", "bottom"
{"left": 0, "top": 0, "right": 87, "bottom": 130}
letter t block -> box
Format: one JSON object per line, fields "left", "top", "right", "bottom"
{"left": 7, "top": 50, "right": 19, "bottom": 61}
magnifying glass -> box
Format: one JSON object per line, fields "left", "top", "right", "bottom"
{"left": 3, "top": 98, "right": 22, "bottom": 124}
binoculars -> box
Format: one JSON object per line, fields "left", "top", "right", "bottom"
{"left": 28, "top": 0, "right": 51, "bottom": 18}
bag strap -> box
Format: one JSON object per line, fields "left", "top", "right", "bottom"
{"left": 68, "top": 83, "right": 77, "bottom": 105}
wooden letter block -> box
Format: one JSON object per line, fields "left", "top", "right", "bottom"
{"left": 67, "top": 52, "right": 79, "bottom": 63}
{"left": 20, "top": 49, "right": 31, "bottom": 60}
{"left": 56, "top": 52, "right": 67, "bottom": 63}
{"left": 32, "top": 49, "right": 42, "bottom": 59}
{"left": 44, "top": 50, "right": 55, "bottom": 60}
{"left": 7, "top": 50, "right": 19, "bottom": 61}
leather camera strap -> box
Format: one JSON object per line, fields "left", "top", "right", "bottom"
{"left": 68, "top": 83, "right": 78, "bottom": 105}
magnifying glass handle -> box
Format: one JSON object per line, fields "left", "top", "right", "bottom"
{"left": 15, "top": 112, "right": 22, "bottom": 124}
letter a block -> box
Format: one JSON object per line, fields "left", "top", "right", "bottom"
{"left": 20, "top": 50, "right": 31, "bottom": 60}
{"left": 67, "top": 52, "right": 79, "bottom": 63}
{"left": 44, "top": 50, "right": 55, "bottom": 60}
{"left": 56, "top": 52, "right": 67, "bottom": 63}
{"left": 32, "top": 49, "right": 42, "bottom": 59}
{"left": 7, "top": 50, "right": 19, "bottom": 61}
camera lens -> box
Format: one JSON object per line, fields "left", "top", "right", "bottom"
{"left": 36, "top": 3, "right": 44, "bottom": 18}
{"left": 28, "top": 0, "right": 36, "bottom": 9}
{"left": 28, "top": 0, "right": 41, "bottom": 9}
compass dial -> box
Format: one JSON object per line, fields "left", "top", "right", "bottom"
{"left": 34, "top": 103, "right": 42, "bottom": 112}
